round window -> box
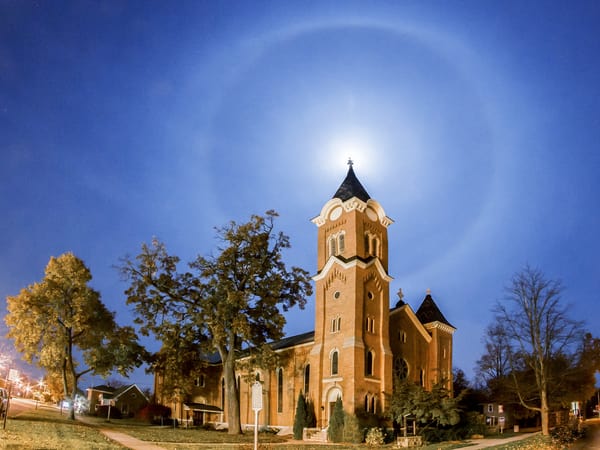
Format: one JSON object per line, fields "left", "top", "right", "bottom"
{"left": 367, "top": 291, "right": 374, "bottom": 300}
{"left": 334, "top": 291, "right": 341, "bottom": 299}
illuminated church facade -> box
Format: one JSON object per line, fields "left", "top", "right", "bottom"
{"left": 156, "top": 163, "right": 455, "bottom": 429}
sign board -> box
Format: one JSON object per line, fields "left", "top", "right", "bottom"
{"left": 8, "top": 369, "right": 19, "bottom": 382}
{"left": 251, "top": 381, "right": 263, "bottom": 411}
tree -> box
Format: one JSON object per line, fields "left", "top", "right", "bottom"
{"left": 5, "top": 253, "right": 146, "bottom": 420}
{"left": 492, "top": 265, "right": 584, "bottom": 435}
{"left": 120, "top": 211, "right": 312, "bottom": 434}
{"left": 388, "top": 378, "right": 461, "bottom": 437}
{"left": 293, "top": 392, "right": 307, "bottom": 440}
{"left": 328, "top": 396, "right": 344, "bottom": 443}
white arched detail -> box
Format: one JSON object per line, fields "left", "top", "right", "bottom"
{"left": 327, "top": 386, "right": 343, "bottom": 403}
{"left": 312, "top": 198, "right": 393, "bottom": 228}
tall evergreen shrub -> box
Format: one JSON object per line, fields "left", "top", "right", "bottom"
{"left": 328, "top": 397, "right": 345, "bottom": 443}
{"left": 293, "top": 392, "right": 307, "bottom": 440}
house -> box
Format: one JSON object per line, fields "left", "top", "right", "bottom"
{"left": 87, "top": 384, "right": 149, "bottom": 417}
{"left": 154, "top": 163, "right": 456, "bottom": 429}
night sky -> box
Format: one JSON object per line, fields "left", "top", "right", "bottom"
{"left": 2, "top": 1, "right": 599, "bottom": 391}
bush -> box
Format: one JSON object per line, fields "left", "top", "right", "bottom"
{"left": 365, "top": 427, "right": 385, "bottom": 446}
{"left": 137, "top": 404, "right": 171, "bottom": 424}
{"left": 550, "top": 423, "right": 585, "bottom": 447}
{"left": 343, "top": 413, "right": 363, "bottom": 443}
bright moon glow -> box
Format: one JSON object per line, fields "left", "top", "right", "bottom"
{"left": 323, "top": 132, "right": 380, "bottom": 176}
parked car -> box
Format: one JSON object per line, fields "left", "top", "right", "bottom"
{"left": 0, "top": 388, "right": 8, "bottom": 417}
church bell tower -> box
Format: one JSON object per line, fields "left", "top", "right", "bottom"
{"left": 309, "top": 161, "right": 394, "bottom": 424}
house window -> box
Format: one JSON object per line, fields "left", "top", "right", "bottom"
{"left": 365, "top": 350, "right": 374, "bottom": 376}
{"left": 331, "top": 350, "right": 339, "bottom": 375}
{"left": 364, "top": 395, "right": 369, "bottom": 412}
{"left": 277, "top": 368, "right": 283, "bottom": 413}
{"left": 371, "top": 396, "right": 376, "bottom": 414}
{"left": 487, "top": 404, "right": 494, "bottom": 413}
{"left": 420, "top": 369, "right": 425, "bottom": 387}
{"left": 304, "top": 365, "right": 310, "bottom": 395}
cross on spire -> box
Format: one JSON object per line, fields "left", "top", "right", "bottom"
{"left": 347, "top": 157, "right": 353, "bottom": 167}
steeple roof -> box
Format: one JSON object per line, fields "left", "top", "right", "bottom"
{"left": 333, "top": 161, "right": 371, "bottom": 202}
{"left": 415, "top": 291, "right": 454, "bottom": 328}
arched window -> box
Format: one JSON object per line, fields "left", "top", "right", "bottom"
{"left": 255, "top": 372, "right": 261, "bottom": 382}
{"left": 337, "top": 233, "right": 345, "bottom": 254}
{"left": 364, "top": 395, "right": 369, "bottom": 412}
{"left": 365, "top": 350, "right": 374, "bottom": 376}
{"left": 328, "top": 235, "right": 337, "bottom": 257}
{"left": 331, "top": 316, "right": 341, "bottom": 333}
{"left": 304, "top": 365, "right": 310, "bottom": 395}
{"left": 394, "top": 357, "right": 409, "bottom": 381}
{"left": 371, "top": 396, "right": 376, "bottom": 413}
{"left": 331, "top": 350, "right": 339, "bottom": 375}
{"left": 420, "top": 369, "right": 425, "bottom": 387}
{"left": 277, "top": 368, "right": 283, "bottom": 413}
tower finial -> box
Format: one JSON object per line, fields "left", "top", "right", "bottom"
{"left": 347, "top": 157, "right": 353, "bottom": 167}
{"left": 426, "top": 288, "right": 431, "bottom": 296}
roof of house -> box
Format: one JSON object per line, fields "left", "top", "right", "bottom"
{"left": 415, "top": 293, "right": 455, "bottom": 328}
{"left": 92, "top": 384, "right": 148, "bottom": 402}
{"left": 333, "top": 163, "right": 371, "bottom": 202}
{"left": 87, "top": 385, "right": 114, "bottom": 394}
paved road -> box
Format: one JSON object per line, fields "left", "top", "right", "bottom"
{"left": 571, "top": 418, "right": 600, "bottom": 449}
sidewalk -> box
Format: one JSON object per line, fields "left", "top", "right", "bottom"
{"left": 464, "top": 432, "right": 537, "bottom": 449}
{"left": 99, "top": 429, "right": 167, "bottom": 450}
{"left": 77, "top": 415, "right": 167, "bottom": 450}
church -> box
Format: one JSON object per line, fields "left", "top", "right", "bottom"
{"left": 156, "top": 163, "right": 455, "bottom": 429}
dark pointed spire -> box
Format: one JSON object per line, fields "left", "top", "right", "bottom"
{"left": 415, "top": 290, "right": 454, "bottom": 328}
{"left": 332, "top": 159, "right": 371, "bottom": 202}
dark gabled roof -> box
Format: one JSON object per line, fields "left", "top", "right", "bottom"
{"left": 415, "top": 294, "right": 455, "bottom": 328}
{"left": 102, "top": 384, "right": 147, "bottom": 401}
{"left": 201, "top": 331, "right": 315, "bottom": 365}
{"left": 270, "top": 330, "right": 315, "bottom": 351}
{"left": 333, "top": 164, "right": 371, "bottom": 202}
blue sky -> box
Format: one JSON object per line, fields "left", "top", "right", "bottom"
{"left": 1, "top": 1, "right": 599, "bottom": 391}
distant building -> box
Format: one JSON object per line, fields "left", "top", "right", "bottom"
{"left": 155, "top": 163, "right": 455, "bottom": 429}
{"left": 87, "top": 384, "right": 149, "bottom": 417}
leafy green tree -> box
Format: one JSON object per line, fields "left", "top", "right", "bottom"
{"left": 5, "top": 253, "right": 146, "bottom": 420}
{"left": 388, "top": 378, "right": 461, "bottom": 437}
{"left": 328, "top": 396, "right": 344, "bottom": 443}
{"left": 293, "top": 392, "right": 307, "bottom": 440}
{"left": 120, "top": 211, "right": 312, "bottom": 434}
{"left": 492, "top": 266, "right": 584, "bottom": 435}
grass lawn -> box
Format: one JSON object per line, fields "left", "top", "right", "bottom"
{"left": 0, "top": 407, "right": 559, "bottom": 450}
{"left": 0, "top": 406, "right": 125, "bottom": 449}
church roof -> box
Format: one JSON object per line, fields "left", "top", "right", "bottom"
{"left": 333, "top": 163, "right": 371, "bottom": 202}
{"left": 415, "top": 293, "right": 455, "bottom": 328}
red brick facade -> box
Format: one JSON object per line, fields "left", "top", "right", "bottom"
{"left": 155, "top": 166, "right": 455, "bottom": 429}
